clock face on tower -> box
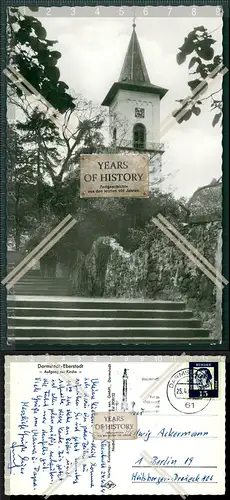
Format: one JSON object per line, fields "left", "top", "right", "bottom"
{"left": 135, "top": 107, "right": 145, "bottom": 119}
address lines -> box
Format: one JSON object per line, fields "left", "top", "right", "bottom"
{"left": 22, "top": 6, "right": 225, "bottom": 18}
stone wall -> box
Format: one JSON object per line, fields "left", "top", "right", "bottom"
{"left": 104, "top": 240, "right": 148, "bottom": 298}
{"left": 145, "top": 221, "right": 221, "bottom": 304}
{"left": 67, "top": 220, "right": 221, "bottom": 337}
{"left": 69, "top": 237, "right": 148, "bottom": 298}
{"left": 144, "top": 220, "right": 221, "bottom": 338}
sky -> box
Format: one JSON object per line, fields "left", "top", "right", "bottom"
{"left": 22, "top": 5, "right": 223, "bottom": 198}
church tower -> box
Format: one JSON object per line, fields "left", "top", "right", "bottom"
{"left": 101, "top": 21, "right": 168, "bottom": 164}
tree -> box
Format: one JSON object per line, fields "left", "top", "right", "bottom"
{"left": 8, "top": 96, "right": 107, "bottom": 251}
{"left": 7, "top": 124, "right": 39, "bottom": 249}
{"left": 7, "top": 7, "right": 174, "bottom": 262}
{"left": 43, "top": 99, "right": 106, "bottom": 217}
{"left": 7, "top": 5, "right": 107, "bottom": 215}
{"left": 7, "top": 6, "right": 75, "bottom": 114}
{"left": 16, "top": 109, "right": 63, "bottom": 218}
{"left": 174, "top": 26, "right": 223, "bottom": 126}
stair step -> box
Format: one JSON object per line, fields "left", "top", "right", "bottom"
{"left": 13, "top": 282, "right": 68, "bottom": 287}
{"left": 12, "top": 280, "right": 68, "bottom": 284}
{"left": 8, "top": 292, "right": 70, "bottom": 297}
{"left": 7, "top": 269, "right": 41, "bottom": 276}
{"left": 8, "top": 289, "right": 70, "bottom": 293}
{"left": 12, "top": 276, "right": 67, "bottom": 280}
{"left": 7, "top": 336, "right": 214, "bottom": 351}
{"left": 7, "top": 297, "right": 187, "bottom": 310}
{"left": 7, "top": 292, "right": 207, "bottom": 344}
{"left": 12, "top": 288, "right": 69, "bottom": 292}
{"left": 8, "top": 337, "right": 214, "bottom": 345}
{"left": 7, "top": 326, "right": 209, "bottom": 338}
{"left": 12, "top": 286, "right": 69, "bottom": 291}
{"left": 7, "top": 307, "right": 194, "bottom": 319}
{"left": 10, "top": 289, "right": 69, "bottom": 297}
{"left": 8, "top": 317, "right": 201, "bottom": 328}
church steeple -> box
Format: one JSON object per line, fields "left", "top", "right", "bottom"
{"left": 119, "top": 23, "right": 151, "bottom": 84}
{"left": 101, "top": 20, "right": 168, "bottom": 163}
{"left": 101, "top": 23, "right": 168, "bottom": 107}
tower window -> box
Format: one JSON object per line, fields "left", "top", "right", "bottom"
{"left": 113, "top": 127, "right": 117, "bottom": 143}
{"left": 133, "top": 123, "right": 146, "bottom": 150}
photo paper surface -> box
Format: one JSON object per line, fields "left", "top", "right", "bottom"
{"left": 4, "top": 4, "right": 228, "bottom": 347}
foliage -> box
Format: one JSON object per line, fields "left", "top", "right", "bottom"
{"left": 7, "top": 6, "right": 75, "bottom": 113}
{"left": 7, "top": 124, "right": 38, "bottom": 249}
{"left": 60, "top": 181, "right": 222, "bottom": 337}
{"left": 16, "top": 109, "right": 66, "bottom": 217}
{"left": 187, "top": 180, "right": 222, "bottom": 220}
{"left": 11, "top": 109, "right": 106, "bottom": 251}
{"left": 104, "top": 241, "right": 148, "bottom": 298}
{"left": 7, "top": 113, "right": 66, "bottom": 248}
{"left": 23, "top": 212, "right": 60, "bottom": 253}
{"left": 21, "top": 188, "right": 183, "bottom": 269}
{"left": 70, "top": 219, "right": 221, "bottom": 337}
{"left": 66, "top": 216, "right": 221, "bottom": 336}
{"left": 69, "top": 237, "right": 148, "bottom": 298}
{"left": 6, "top": 7, "right": 108, "bottom": 245}
{"left": 145, "top": 220, "right": 220, "bottom": 306}
{"left": 7, "top": 7, "right": 107, "bottom": 221}
{"left": 174, "top": 26, "right": 223, "bottom": 126}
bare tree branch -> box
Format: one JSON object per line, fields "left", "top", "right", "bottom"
{"left": 198, "top": 88, "right": 222, "bottom": 102}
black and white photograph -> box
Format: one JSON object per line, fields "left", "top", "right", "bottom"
{"left": 4, "top": 4, "right": 227, "bottom": 346}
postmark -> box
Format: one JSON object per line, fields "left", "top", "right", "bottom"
{"left": 189, "top": 362, "right": 219, "bottom": 398}
{"left": 93, "top": 411, "right": 137, "bottom": 440}
{"left": 167, "top": 368, "right": 210, "bottom": 414}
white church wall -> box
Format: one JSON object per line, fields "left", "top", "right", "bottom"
{"left": 109, "top": 89, "right": 161, "bottom": 149}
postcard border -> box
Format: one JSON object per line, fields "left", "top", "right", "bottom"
{"left": 4, "top": 354, "right": 226, "bottom": 496}
{"left": 0, "top": 0, "right": 229, "bottom": 351}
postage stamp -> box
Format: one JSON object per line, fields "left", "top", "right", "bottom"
{"left": 167, "top": 368, "right": 211, "bottom": 414}
{"left": 189, "top": 362, "right": 219, "bottom": 398}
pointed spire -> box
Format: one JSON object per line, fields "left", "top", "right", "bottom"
{"left": 119, "top": 22, "right": 151, "bottom": 84}
{"left": 101, "top": 19, "right": 168, "bottom": 107}
{"left": 132, "top": 12, "right": 136, "bottom": 29}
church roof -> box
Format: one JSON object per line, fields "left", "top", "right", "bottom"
{"left": 101, "top": 23, "right": 168, "bottom": 107}
{"left": 119, "top": 23, "right": 151, "bottom": 84}
{"left": 101, "top": 81, "right": 168, "bottom": 106}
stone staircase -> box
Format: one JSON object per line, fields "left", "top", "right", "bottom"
{"left": 7, "top": 265, "right": 70, "bottom": 296}
{"left": 7, "top": 296, "right": 210, "bottom": 345}
{"left": 6, "top": 260, "right": 211, "bottom": 345}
